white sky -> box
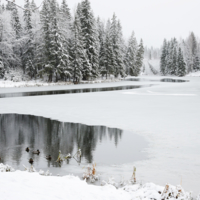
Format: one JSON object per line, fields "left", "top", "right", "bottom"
{"left": 2, "top": 0, "right": 200, "bottom": 48}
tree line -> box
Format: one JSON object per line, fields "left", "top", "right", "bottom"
{"left": 160, "top": 32, "right": 200, "bottom": 77}
{"left": 0, "top": 0, "right": 144, "bottom": 82}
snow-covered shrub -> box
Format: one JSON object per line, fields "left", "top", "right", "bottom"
{"left": 196, "top": 194, "right": 200, "bottom": 200}
{"left": 23, "top": 165, "right": 37, "bottom": 173}
{"left": 102, "top": 177, "right": 119, "bottom": 188}
{"left": 0, "top": 163, "right": 15, "bottom": 172}
{"left": 82, "top": 162, "right": 99, "bottom": 183}
{"left": 161, "top": 184, "right": 192, "bottom": 200}
{"left": 13, "top": 76, "right": 22, "bottom": 82}
{"left": 122, "top": 183, "right": 193, "bottom": 200}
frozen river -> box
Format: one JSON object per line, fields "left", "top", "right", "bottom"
{"left": 0, "top": 76, "right": 199, "bottom": 195}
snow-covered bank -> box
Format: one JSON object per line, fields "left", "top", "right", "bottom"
{"left": 187, "top": 71, "right": 200, "bottom": 77}
{"left": 0, "top": 164, "right": 195, "bottom": 200}
{"left": 0, "top": 78, "right": 121, "bottom": 89}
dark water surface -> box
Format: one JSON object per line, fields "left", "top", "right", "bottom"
{"left": 0, "top": 78, "right": 188, "bottom": 99}
{"left": 0, "top": 114, "right": 147, "bottom": 177}
{"left": 0, "top": 85, "right": 148, "bottom": 98}
{"left": 125, "top": 78, "right": 189, "bottom": 82}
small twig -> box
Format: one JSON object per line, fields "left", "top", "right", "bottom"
{"left": 5, "top": 0, "right": 43, "bottom": 11}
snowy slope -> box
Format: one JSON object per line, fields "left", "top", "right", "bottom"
{"left": 0, "top": 169, "right": 194, "bottom": 200}
{"left": 143, "top": 59, "right": 160, "bottom": 75}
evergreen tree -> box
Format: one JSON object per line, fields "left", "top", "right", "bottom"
{"left": 40, "top": 0, "right": 51, "bottom": 65}
{"left": 189, "top": 32, "right": 197, "bottom": 56}
{"left": 97, "top": 17, "right": 106, "bottom": 77}
{"left": 160, "top": 39, "right": 167, "bottom": 75}
{"left": 60, "top": 0, "right": 71, "bottom": 21}
{"left": 40, "top": 0, "right": 71, "bottom": 82}
{"left": 0, "top": 13, "right": 20, "bottom": 70}
{"left": 80, "top": 0, "right": 99, "bottom": 79}
{"left": 11, "top": 5, "right": 22, "bottom": 39}
{"left": 110, "top": 13, "right": 125, "bottom": 77}
{"left": 6, "top": 1, "right": 13, "bottom": 10}
{"left": 59, "top": 0, "right": 71, "bottom": 42}
{"left": 193, "top": 55, "right": 200, "bottom": 71}
{"left": 172, "top": 48, "right": 178, "bottom": 76}
{"left": 125, "top": 31, "right": 137, "bottom": 76}
{"left": 188, "top": 32, "right": 198, "bottom": 72}
{"left": 69, "top": 14, "right": 85, "bottom": 82}
{"left": 30, "top": 0, "right": 37, "bottom": 11}
{"left": 177, "top": 48, "right": 186, "bottom": 77}
{"left": 167, "top": 40, "right": 174, "bottom": 75}
{"left": 116, "top": 20, "right": 125, "bottom": 77}
{"left": 104, "top": 19, "right": 114, "bottom": 78}
{"left": 135, "top": 39, "right": 144, "bottom": 76}
{"left": 24, "top": 0, "right": 32, "bottom": 32}
{"left": 23, "top": 0, "right": 35, "bottom": 76}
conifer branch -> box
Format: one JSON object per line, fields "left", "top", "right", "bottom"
{"left": 5, "top": 0, "right": 43, "bottom": 11}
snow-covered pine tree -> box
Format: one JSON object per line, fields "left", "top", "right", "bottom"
{"left": 125, "top": 31, "right": 137, "bottom": 76}
{"left": 6, "top": 1, "right": 13, "bottom": 11}
{"left": 60, "top": 0, "right": 71, "bottom": 21}
{"left": 172, "top": 47, "right": 178, "bottom": 76}
{"left": 110, "top": 14, "right": 125, "bottom": 77}
{"left": 104, "top": 19, "right": 114, "bottom": 78}
{"left": 69, "top": 13, "right": 85, "bottom": 83}
{"left": 177, "top": 48, "right": 186, "bottom": 77}
{"left": 11, "top": 4, "right": 22, "bottom": 39}
{"left": 167, "top": 40, "right": 174, "bottom": 75}
{"left": 165, "top": 41, "right": 171, "bottom": 75}
{"left": 181, "top": 40, "right": 192, "bottom": 73}
{"left": 48, "top": 0, "right": 71, "bottom": 82}
{"left": 189, "top": 32, "right": 197, "bottom": 57}
{"left": 135, "top": 39, "right": 144, "bottom": 76}
{"left": 80, "top": 0, "right": 99, "bottom": 80}
{"left": 39, "top": 0, "right": 51, "bottom": 65}
{"left": 160, "top": 39, "right": 167, "bottom": 75}
{"left": 171, "top": 38, "right": 178, "bottom": 75}
{"left": 30, "top": 0, "right": 37, "bottom": 11}
{"left": 117, "top": 20, "right": 125, "bottom": 77}
{"left": 97, "top": 17, "right": 106, "bottom": 77}
{"left": 59, "top": 0, "right": 71, "bottom": 42}
{"left": 0, "top": 10, "right": 20, "bottom": 71}
{"left": 22, "top": 0, "right": 36, "bottom": 77}
{"left": 24, "top": 0, "right": 32, "bottom": 32}
{"left": 193, "top": 55, "right": 200, "bottom": 71}
{"left": 187, "top": 32, "right": 198, "bottom": 72}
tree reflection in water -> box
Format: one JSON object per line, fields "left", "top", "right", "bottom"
{"left": 0, "top": 114, "right": 123, "bottom": 169}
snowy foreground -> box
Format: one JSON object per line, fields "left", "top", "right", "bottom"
{"left": 0, "top": 75, "right": 200, "bottom": 199}
{"left": 0, "top": 164, "right": 195, "bottom": 200}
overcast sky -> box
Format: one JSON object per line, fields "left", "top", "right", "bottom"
{"left": 2, "top": 0, "right": 200, "bottom": 48}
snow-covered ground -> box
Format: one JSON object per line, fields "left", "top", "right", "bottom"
{"left": 0, "top": 164, "right": 194, "bottom": 200}
{"left": 0, "top": 75, "right": 200, "bottom": 199}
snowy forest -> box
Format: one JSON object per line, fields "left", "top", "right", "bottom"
{"left": 0, "top": 0, "right": 144, "bottom": 82}
{"left": 144, "top": 32, "right": 200, "bottom": 77}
